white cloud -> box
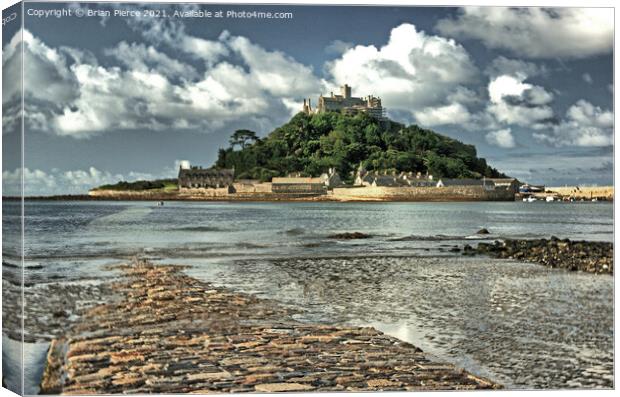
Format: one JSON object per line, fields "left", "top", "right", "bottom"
{"left": 414, "top": 103, "right": 471, "bottom": 126}
{"left": 3, "top": 28, "right": 322, "bottom": 138}
{"left": 582, "top": 73, "right": 593, "bottom": 84}
{"left": 227, "top": 35, "right": 320, "bottom": 97}
{"left": 1, "top": 165, "right": 177, "bottom": 196}
{"left": 534, "top": 100, "right": 613, "bottom": 147}
{"left": 485, "top": 128, "right": 516, "bottom": 148}
{"left": 487, "top": 74, "right": 554, "bottom": 129}
{"left": 104, "top": 41, "right": 198, "bottom": 80}
{"left": 325, "top": 40, "right": 353, "bottom": 55}
{"left": 436, "top": 7, "right": 613, "bottom": 59}
{"left": 180, "top": 33, "right": 229, "bottom": 64}
{"left": 325, "top": 23, "right": 479, "bottom": 117}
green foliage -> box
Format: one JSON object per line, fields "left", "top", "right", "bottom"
{"left": 216, "top": 112, "right": 506, "bottom": 182}
{"left": 95, "top": 179, "right": 178, "bottom": 191}
{"left": 229, "top": 129, "right": 259, "bottom": 150}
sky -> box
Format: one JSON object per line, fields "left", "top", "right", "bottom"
{"left": 1, "top": 2, "right": 615, "bottom": 195}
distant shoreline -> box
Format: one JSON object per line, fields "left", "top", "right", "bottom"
{"left": 2, "top": 194, "right": 613, "bottom": 203}
{"left": 2, "top": 184, "right": 614, "bottom": 203}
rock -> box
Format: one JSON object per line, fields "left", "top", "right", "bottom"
{"left": 254, "top": 383, "right": 315, "bottom": 392}
{"left": 186, "top": 371, "right": 232, "bottom": 382}
{"left": 327, "top": 232, "right": 372, "bottom": 240}
{"left": 475, "top": 237, "right": 612, "bottom": 275}
{"left": 366, "top": 379, "right": 402, "bottom": 388}
{"left": 476, "top": 228, "right": 490, "bottom": 235}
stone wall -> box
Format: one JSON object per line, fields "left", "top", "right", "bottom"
{"left": 88, "top": 187, "right": 232, "bottom": 200}
{"left": 332, "top": 186, "right": 515, "bottom": 201}
{"left": 88, "top": 185, "right": 515, "bottom": 202}
{"left": 88, "top": 189, "right": 179, "bottom": 199}
{"left": 178, "top": 187, "right": 232, "bottom": 197}
{"left": 232, "top": 182, "right": 272, "bottom": 193}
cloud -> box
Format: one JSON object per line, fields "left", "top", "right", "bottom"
{"left": 104, "top": 41, "right": 199, "bottom": 80}
{"left": 325, "top": 23, "right": 479, "bottom": 119}
{"left": 436, "top": 7, "right": 613, "bottom": 59}
{"left": 485, "top": 56, "right": 546, "bottom": 79}
{"left": 226, "top": 34, "right": 321, "bottom": 97}
{"left": 485, "top": 128, "right": 516, "bottom": 148}
{"left": 533, "top": 100, "right": 613, "bottom": 147}
{"left": 325, "top": 40, "right": 354, "bottom": 55}
{"left": 489, "top": 150, "right": 613, "bottom": 186}
{"left": 582, "top": 73, "right": 593, "bottom": 84}
{"left": 2, "top": 29, "right": 81, "bottom": 134}
{"left": 3, "top": 27, "right": 322, "bottom": 138}
{"left": 1, "top": 165, "right": 178, "bottom": 196}
{"left": 487, "top": 74, "right": 555, "bottom": 129}
{"left": 413, "top": 103, "right": 471, "bottom": 126}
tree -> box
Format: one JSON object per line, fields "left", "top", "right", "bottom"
{"left": 229, "top": 129, "right": 258, "bottom": 150}
{"left": 215, "top": 112, "right": 507, "bottom": 181}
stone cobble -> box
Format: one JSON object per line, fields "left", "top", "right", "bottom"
{"left": 40, "top": 260, "right": 499, "bottom": 394}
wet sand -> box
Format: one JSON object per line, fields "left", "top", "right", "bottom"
{"left": 40, "top": 260, "right": 498, "bottom": 394}
{"left": 205, "top": 255, "right": 613, "bottom": 389}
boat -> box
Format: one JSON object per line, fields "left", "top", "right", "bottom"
{"left": 526, "top": 196, "right": 536, "bottom": 202}
{"left": 545, "top": 196, "right": 554, "bottom": 202}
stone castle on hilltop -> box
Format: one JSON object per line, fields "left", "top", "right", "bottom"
{"left": 302, "top": 84, "right": 385, "bottom": 120}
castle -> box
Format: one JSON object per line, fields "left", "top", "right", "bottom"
{"left": 302, "top": 84, "right": 385, "bottom": 120}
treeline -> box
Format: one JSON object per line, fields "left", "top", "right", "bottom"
{"left": 95, "top": 179, "right": 177, "bottom": 191}
{"left": 216, "top": 112, "right": 506, "bottom": 182}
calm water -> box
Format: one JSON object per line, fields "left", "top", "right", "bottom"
{"left": 1, "top": 200, "right": 614, "bottom": 392}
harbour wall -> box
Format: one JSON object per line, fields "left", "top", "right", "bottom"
{"left": 87, "top": 186, "right": 515, "bottom": 202}
{"left": 331, "top": 186, "right": 515, "bottom": 201}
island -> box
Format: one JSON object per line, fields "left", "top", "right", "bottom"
{"left": 86, "top": 84, "right": 531, "bottom": 202}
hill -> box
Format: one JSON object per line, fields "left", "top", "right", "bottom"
{"left": 92, "top": 179, "right": 177, "bottom": 191}
{"left": 215, "top": 112, "right": 506, "bottom": 183}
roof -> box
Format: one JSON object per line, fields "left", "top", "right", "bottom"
{"left": 272, "top": 177, "right": 324, "bottom": 184}
{"left": 488, "top": 178, "right": 517, "bottom": 184}
{"left": 179, "top": 168, "right": 234, "bottom": 177}
{"left": 372, "top": 175, "right": 408, "bottom": 187}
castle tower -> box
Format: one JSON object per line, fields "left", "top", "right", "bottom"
{"left": 341, "top": 84, "right": 351, "bottom": 99}
{"left": 302, "top": 98, "right": 313, "bottom": 114}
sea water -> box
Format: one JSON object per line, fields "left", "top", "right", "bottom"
{"left": 1, "top": 200, "right": 614, "bottom": 391}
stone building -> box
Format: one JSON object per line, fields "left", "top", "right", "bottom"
{"left": 488, "top": 178, "right": 519, "bottom": 194}
{"left": 355, "top": 165, "right": 434, "bottom": 187}
{"left": 320, "top": 168, "right": 342, "bottom": 189}
{"left": 178, "top": 166, "right": 234, "bottom": 189}
{"left": 302, "top": 84, "right": 385, "bottom": 120}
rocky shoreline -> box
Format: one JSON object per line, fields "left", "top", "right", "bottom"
{"left": 462, "top": 237, "right": 613, "bottom": 275}
{"left": 40, "top": 260, "right": 499, "bottom": 394}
